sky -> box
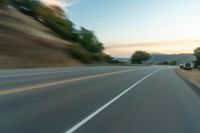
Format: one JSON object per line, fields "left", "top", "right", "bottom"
{"left": 42, "top": 0, "right": 200, "bottom": 57}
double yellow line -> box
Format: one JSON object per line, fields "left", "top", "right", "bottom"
{"left": 0, "top": 68, "right": 146, "bottom": 95}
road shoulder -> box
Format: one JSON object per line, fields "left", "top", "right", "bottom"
{"left": 176, "top": 69, "right": 200, "bottom": 96}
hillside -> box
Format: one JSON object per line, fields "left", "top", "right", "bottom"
{"left": 0, "top": 8, "right": 81, "bottom": 68}
{"left": 116, "top": 53, "right": 195, "bottom": 65}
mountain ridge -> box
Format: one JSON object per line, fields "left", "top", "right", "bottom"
{"left": 116, "top": 53, "right": 195, "bottom": 64}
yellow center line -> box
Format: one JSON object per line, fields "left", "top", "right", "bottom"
{"left": 0, "top": 68, "right": 147, "bottom": 95}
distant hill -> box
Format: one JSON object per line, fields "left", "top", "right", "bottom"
{"left": 116, "top": 53, "right": 196, "bottom": 65}
{"left": 115, "top": 58, "right": 131, "bottom": 64}
{"left": 147, "top": 53, "right": 195, "bottom": 64}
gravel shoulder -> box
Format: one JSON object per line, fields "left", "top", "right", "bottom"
{"left": 176, "top": 69, "right": 200, "bottom": 89}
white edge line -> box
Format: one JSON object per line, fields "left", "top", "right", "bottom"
{"left": 64, "top": 69, "right": 160, "bottom": 133}
{"left": 0, "top": 67, "right": 145, "bottom": 78}
{"left": 0, "top": 66, "right": 112, "bottom": 78}
{"left": 0, "top": 69, "right": 90, "bottom": 78}
{"left": 0, "top": 67, "right": 109, "bottom": 78}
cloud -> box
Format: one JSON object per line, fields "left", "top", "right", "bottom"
{"left": 41, "top": 0, "right": 78, "bottom": 10}
{"left": 104, "top": 40, "right": 200, "bottom": 57}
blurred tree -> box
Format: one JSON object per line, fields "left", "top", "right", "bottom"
{"left": 79, "top": 27, "right": 104, "bottom": 53}
{"left": 104, "top": 54, "right": 114, "bottom": 63}
{"left": 0, "top": 0, "right": 9, "bottom": 5}
{"left": 35, "top": 3, "right": 79, "bottom": 41}
{"left": 104, "top": 54, "right": 122, "bottom": 64}
{"left": 194, "top": 47, "right": 200, "bottom": 67}
{"left": 131, "top": 51, "right": 151, "bottom": 64}
{"left": 12, "top": 0, "right": 41, "bottom": 16}
{"left": 49, "top": 5, "right": 65, "bottom": 18}
{"left": 158, "top": 61, "right": 169, "bottom": 65}
{"left": 169, "top": 61, "right": 177, "bottom": 66}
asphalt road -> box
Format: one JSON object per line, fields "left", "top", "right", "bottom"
{"left": 0, "top": 66, "right": 200, "bottom": 133}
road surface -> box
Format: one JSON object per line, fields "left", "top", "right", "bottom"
{"left": 0, "top": 66, "right": 200, "bottom": 133}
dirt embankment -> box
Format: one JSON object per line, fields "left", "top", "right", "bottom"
{"left": 0, "top": 8, "right": 81, "bottom": 69}
{"left": 176, "top": 69, "right": 200, "bottom": 89}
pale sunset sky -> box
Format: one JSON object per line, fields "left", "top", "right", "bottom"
{"left": 42, "top": 0, "right": 200, "bottom": 57}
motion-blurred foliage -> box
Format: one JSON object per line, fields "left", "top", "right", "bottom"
{"left": 158, "top": 61, "right": 177, "bottom": 66}
{"left": 194, "top": 47, "right": 200, "bottom": 68}
{"left": 79, "top": 27, "right": 104, "bottom": 53}
{"left": 0, "top": 0, "right": 118, "bottom": 63}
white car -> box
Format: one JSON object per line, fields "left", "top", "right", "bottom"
{"left": 183, "top": 63, "right": 193, "bottom": 70}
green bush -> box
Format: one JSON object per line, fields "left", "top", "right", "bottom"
{"left": 197, "top": 65, "right": 200, "bottom": 70}
{"left": 194, "top": 47, "right": 200, "bottom": 68}
{"left": 12, "top": 0, "right": 41, "bottom": 17}
{"left": 69, "top": 44, "right": 107, "bottom": 63}
{"left": 69, "top": 44, "right": 93, "bottom": 63}
{"left": 79, "top": 27, "right": 104, "bottom": 53}
{"left": 43, "top": 19, "right": 78, "bottom": 41}
{"left": 91, "top": 53, "right": 104, "bottom": 62}
{"left": 0, "top": 0, "right": 10, "bottom": 6}
{"left": 103, "top": 54, "right": 123, "bottom": 64}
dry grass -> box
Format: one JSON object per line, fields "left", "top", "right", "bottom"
{"left": 176, "top": 69, "right": 200, "bottom": 88}
{"left": 0, "top": 8, "right": 81, "bottom": 69}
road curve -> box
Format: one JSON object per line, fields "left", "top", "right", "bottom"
{"left": 0, "top": 66, "right": 200, "bottom": 133}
